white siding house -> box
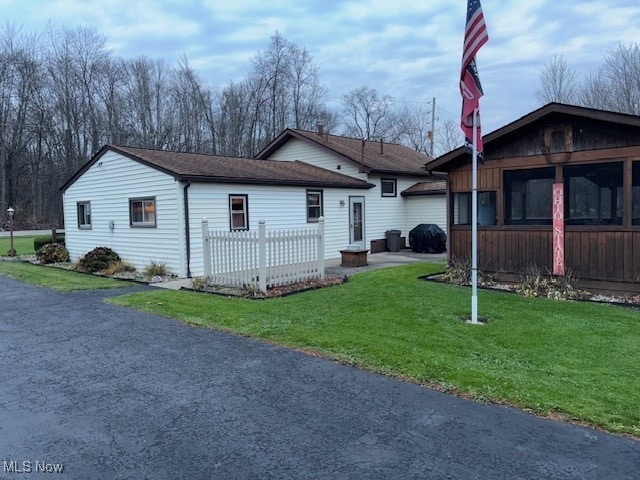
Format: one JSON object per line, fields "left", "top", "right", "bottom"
{"left": 62, "top": 150, "right": 186, "bottom": 274}
{"left": 256, "top": 128, "right": 447, "bottom": 251}
{"left": 61, "top": 145, "right": 373, "bottom": 278}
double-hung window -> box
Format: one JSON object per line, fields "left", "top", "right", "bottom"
{"left": 77, "top": 201, "right": 91, "bottom": 229}
{"left": 229, "top": 195, "right": 248, "bottom": 230}
{"left": 306, "top": 190, "right": 323, "bottom": 223}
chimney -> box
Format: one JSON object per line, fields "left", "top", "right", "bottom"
{"left": 316, "top": 123, "right": 325, "bottom": 136}
{"left": 380, "top": 138, "right": 384, "bottom": 154}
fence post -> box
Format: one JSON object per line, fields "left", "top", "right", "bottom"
{"left": 258, "top": 220, "right": 267, "bottom": 293}
{"left": 202, "top": 219, "right": 211, "bottom": 279}
{"left": 318, "top": 217, "right": 325, "bottom": 279}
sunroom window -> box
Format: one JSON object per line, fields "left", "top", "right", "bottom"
{"left": 504, "top": 168, "right": 554, "bottom": 225}
{"left": 564, "top": 162, "right": 622, "bottom": 225}
{"left": 453, "top": 191, "right": 496, "bottom": 225}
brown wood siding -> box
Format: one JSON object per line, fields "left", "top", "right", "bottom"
{"left": 486, "top": 119, "right": 640, "bottom": 160}
{"left": 450, "top": 227, "right": 640, "bottom": 283}
{"left": 441, "top": 111, "right": 640, "bottom": 292}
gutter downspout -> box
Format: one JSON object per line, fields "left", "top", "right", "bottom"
{"left": 183, "top": 180, "right": 192, "bottom": 278}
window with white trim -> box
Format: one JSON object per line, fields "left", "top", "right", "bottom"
{"left": 129, "top": 197, "right": 156, "bottom": 227}
{"left": 229, "top": 195, "right": 248, "bottom": 230}
{"left": 306, "top": 190, "right": 323, "bottom": 223}
{"left": 381, "top": 178, "right": 397, "bottom": 197}
{"left": 77, "top": 201, "right": 91, "bottom": 229}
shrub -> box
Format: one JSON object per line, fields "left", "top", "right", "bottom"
{"left": 102, "top": 260, "right": 136, "bottom": 276}
{"left": 516, "top": 265, "right": 582, "bottom": 300}
{"left": 143, "top": 261, "right": 169, "bottom": 279}
{"left": 77, "top": 247, "right": 121, "bottom": 273}
{"left": 34, "top": 234, "right": 65, "bottom": 251}
{"left": 441, "top": 257, "right": 495, "bottom": 286}
{"left": 190, "top": 276, "right": 208, "bottom": 290}
{"left": 36, "top": 243, "right": 69, "bottom": 264}
{"left": 442, "top": 257, "right": 471, "bottom": 285}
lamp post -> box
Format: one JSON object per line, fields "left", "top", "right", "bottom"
{"left": 7, "top": 207, "right": 15, "bottom": 257}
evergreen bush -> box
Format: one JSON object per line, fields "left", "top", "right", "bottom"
{"left": 36, "top": 243, "right": 69, "bottom": 264}
{"left": 77, "top": 247, "right": 121, "bottom": 273}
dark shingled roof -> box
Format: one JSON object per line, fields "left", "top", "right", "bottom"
{"left": 256, "top": 128, "right": 433, "bottom": 176}
{"left": 61, "top": 145, "right": 375, "bottom": 192}
{"left": 401, "top": 179, "right": 447, "bottom": 197}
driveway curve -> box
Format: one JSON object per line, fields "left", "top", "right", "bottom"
{"left": 0, "top": 277, "right": 638, "bottom": 479}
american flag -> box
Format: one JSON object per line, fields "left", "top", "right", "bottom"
{"left": 460, "top": 0, "right": 488, "bottom": 156}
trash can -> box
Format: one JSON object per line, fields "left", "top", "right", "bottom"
{"left": 385, "top": 229, "right": 402, "bottom": 252}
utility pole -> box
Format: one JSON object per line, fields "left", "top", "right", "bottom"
{"left": 429, "top": 97, "right": 436, "bottom": 158}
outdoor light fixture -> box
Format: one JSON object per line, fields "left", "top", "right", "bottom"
{"left": 7, "top": 206, "right": 15, "bottom": 257}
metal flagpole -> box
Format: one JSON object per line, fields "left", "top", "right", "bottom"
{"left": 470, "top": 107, "right": 479, "bottom": 324}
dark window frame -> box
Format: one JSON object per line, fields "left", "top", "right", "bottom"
{"left": 381, "top": 178, "right": 397, "bottom": 197}
{"left": 306, "top": 189, "right": 324, "bottom": 223}
{"left": 564, "top": 162, "right": 622, "bottom": 226}
{"left": 229, "top": 194, "right": 249, "bottom": 231}
{"left": 453, "top": 191, "right": 497, "bottom": 226}
{"left": 129, "top": 197, "right": 157, "bottom": 228}
{"left": 77, "top": 201, "right": 91, "bottom": 229}
{"left": 633, "top": 161, "right": 640, "bottom": 225}
{"left": 504, "top": 167, "right": 555, "bottom": 225}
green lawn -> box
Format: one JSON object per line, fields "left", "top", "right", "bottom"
{"left": 0, "top": 235, "right": 37, "bottom": 255}
{"left": 106, "top": 263, "right": 640, "bottom": 437}
{"left": 0, "top": 261, "right": 131, "bottom": 291}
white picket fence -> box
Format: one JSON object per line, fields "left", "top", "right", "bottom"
{"left": 201, "top": 218, "right": 325, "bottom": 293}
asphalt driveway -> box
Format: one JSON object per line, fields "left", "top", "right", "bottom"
{"left": 1, "top": 277, "right": 638, "bottom": 479}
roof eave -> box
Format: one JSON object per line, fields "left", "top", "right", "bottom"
{"left": 60, "top": 145, "right": 182, "bottom": 192}
{"left": 369, "top": 168, "right": 432, "bottom": 177}
{"left": 401, "top": 189, "right": 446, "bottom": 197}
{"left": 179, "top": 175, "right": 374, "bottom": 189}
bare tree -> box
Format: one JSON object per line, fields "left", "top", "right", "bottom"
{"left": 120, "top": 56, "right": 175, "bottom": 148}
{"left": 578, "top": 68, "right": 611, "bottom": 111}
{"left": 342, "top": 86, "right": 395, "bottom": 140}
{"left": 435, "top": 118, "right": 464, "bottom": 156}
{"left": 289, "top": 44, "right": 327, "bottom": 130}
{"left": 535, "top": 54, "right": 578, "bottom": 105}
{"left": 538, "top": 44, "right": 640, "bottom": 115}
{"left": 595, "top": 43, "right": 640, "bottom": 114}
{"left": 393, "top": 103, "right": 433, "bottom": 154}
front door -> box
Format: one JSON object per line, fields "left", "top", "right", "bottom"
{"left": 349, "top": 196, "right": 365, "bottom": 249}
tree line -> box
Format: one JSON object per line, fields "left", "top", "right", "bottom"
{"left": 0, "top": 24, "right": 453, "bottom": 228}
{"left": 536, "top": 43, "right": 640, "bottom": 115}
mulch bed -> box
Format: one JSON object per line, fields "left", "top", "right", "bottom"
{"left": 190, "top": 274, "right": 347, "bottom": 298}
{"left": 423, "top": 272, "right": 640, "bottom": 307}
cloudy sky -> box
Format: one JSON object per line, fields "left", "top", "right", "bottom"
{"left": 3, "top": 0, "right": 640, "bottom": 135}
